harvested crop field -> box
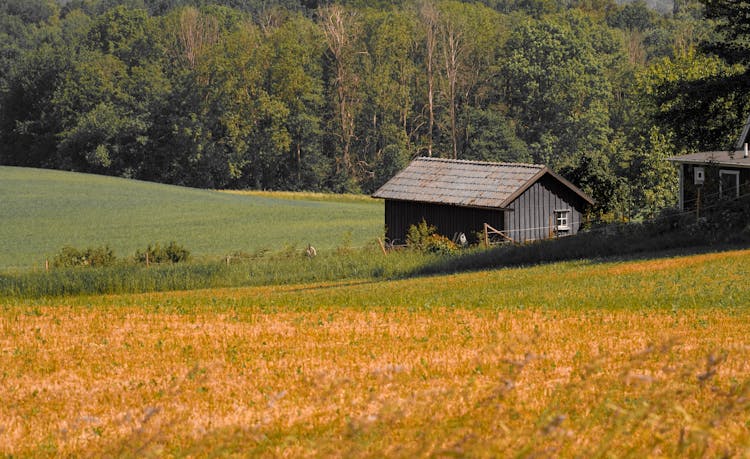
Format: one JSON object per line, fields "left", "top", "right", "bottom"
{"left": 2, "top": 250, "right": 750, "bottom": 456}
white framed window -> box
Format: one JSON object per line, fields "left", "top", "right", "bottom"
{"left": 720, "top": 169, "right": 740, "bottom": 199}
{"left": 555, "top": 210, "right": 570, "bottom": 231}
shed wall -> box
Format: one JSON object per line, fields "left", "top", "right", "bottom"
{"left": 384, "top": 200, "right": 503, "bottom": 244}
{"left": 505, "top": 175, "right": 586, "bottom": 242}
{"left": 680, "top": 164, "right": 750, "bottom": 211}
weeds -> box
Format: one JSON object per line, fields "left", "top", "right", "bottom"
{"left": 0, "top": 245, "right": 438, "bottom": 298}
{"left": 52, "top": 246, "right": 117, "bottom": 268}
{"left": 134, "top": 242, "right": 191, "bottom": 264}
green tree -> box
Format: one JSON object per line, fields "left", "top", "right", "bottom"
{"left": 434, "top": 1, "right": 504, "bottom": 160}
{"left": 319, "top": 3, "right": 366, "bottom": 190}
{"left": 643, "top": 49, "right": 744, "bottom": 152}
{"left": 503, "top": 10, "right": 620, "bottom": 168}
{"left": 265, "top": 14, "right": 327, "bottom": 190}
{"left": 653, "top": 0, "right": 750, "bottom": 150}
{"left": 358, "top": 7, "right": 418, "bottom": 191}
{"left": 461, "top": 107, "right": 530, "bottom": 163}
{"left": 630, "top": 127, "right": 678, "bottom": 218}
{"left": 560, "top": 150, "right": 630, "bottom": 220}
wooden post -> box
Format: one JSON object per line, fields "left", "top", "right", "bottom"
{"left": 226, "top": 255, "right": 230, "bottom": 266}
{"left": 146, "top": 252, "right": 150, "bottom": 267}
{"left": 549, "top": 215, "right": 553, "bottom": 238}
{"left": 696, "top": 186, "right": 701, "bottom": 222}
{"left": 45, "top": 259, "right": 49, "bottom": 272}
{"left": 483, "top": 223, "right": 489, "bottom": 248}
{"left": 377, "top": 238, "right": 387, "bottom": 256}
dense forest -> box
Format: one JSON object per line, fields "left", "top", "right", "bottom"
{"left": 1, "top": 0, "right": 748, "bottom": 219}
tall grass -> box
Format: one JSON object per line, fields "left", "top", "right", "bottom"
{"left": 0, "top": 247, "right": 436, "bottom": 298}
{"left": 415, "top": 204, "right": 750, "bottom": 276}
{"left": 6, "top": 210, "right": 750, "bottom": 299}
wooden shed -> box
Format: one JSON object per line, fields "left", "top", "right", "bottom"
{"left": 668, "top": 150, "right": 750, "bottom": 212}
{"left": 372, "top": 157, "right": 594, "bottom": 244}
{"left": 669, "top": 116, "right": 750, "bottom": 212}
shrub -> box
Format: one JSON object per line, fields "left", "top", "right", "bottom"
{"left": 52, "top": 246, "right": 117, "bottom": 268}
{"left": 135, "top": 242, "right": 190, "bottom": 264}
{"left": 422, "top": 233, "right": 458, "bottom": 254}
{"left": 406, "top": 220, "right": 457, "bottom": 254}
{"left": 406, "top": 219, "right": 436, "bottom": 250}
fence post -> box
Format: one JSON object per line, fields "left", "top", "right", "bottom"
{"left": 483, "top": 223, "right": 489, "bottom": 248}
{"left": 696, "top": 186, "right": 701, "bottom": 222}
{"left": 377, "top": 238, "right": 387, "bottom": 256}
{"left": 146, "top": 252, "right": 150, "bottom": 267}
{"left": 45, "top": 259, "right": 49, "bottom": 272}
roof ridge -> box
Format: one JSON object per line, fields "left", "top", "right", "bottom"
{"left": 415, "top": 156, "right": 544, "bottom": 169}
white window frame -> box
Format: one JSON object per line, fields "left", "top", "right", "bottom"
{"left": 719, "top": 169, "right": 740, "bottom": 199}
{"left": 554, "top": 209, "right": 570, "bottom": 231}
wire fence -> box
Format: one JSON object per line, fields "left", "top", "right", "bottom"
{"left": 485, "top": 186, "right": 750, "bottom": 243}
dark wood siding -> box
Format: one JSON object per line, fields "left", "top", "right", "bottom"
{"left": 504, "top": 174, "right": 587, "bottom": 242}
{"left": 681, "top": 164, "right": 750, "bottom": 212}
{"left": 384, "top": 200, "right": 504, "bottom": 244}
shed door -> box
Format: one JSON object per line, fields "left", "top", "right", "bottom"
{"left": 720, "top": 169, "right": 740, "bottom": 199}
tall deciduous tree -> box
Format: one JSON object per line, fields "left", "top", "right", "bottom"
{"left": 358, "top": 7, "right": 418, "bottom": 191}
{"left": 418, "top": 0, "right": 438, "bottom": 157}
{"left": 653, "top": 0, "right": 750, "bottom": 151}
{"left": 424, "top": 1, "right": 505, "bottom": 160}
{"left": 265, "top": 14, "right": 326, "bottom": 189}
{"left": 319, "top": 4, "right": 364, "bottom": 189}
{"left": 503, "top": 10, "right": 618, "bottom": 168}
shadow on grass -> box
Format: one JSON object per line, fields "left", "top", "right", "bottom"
{"left": 406, "top": 221, "right": 750, "bottom": 279}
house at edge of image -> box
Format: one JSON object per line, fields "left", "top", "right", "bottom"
{"left": 669, "top": 118, "right": 750, "bottom": 212}
{"left": 372, "top": 157, "right": 595, "bottom": 244}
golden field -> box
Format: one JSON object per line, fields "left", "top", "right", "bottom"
{"left": 2, "top": 250, "right": 750, "bottom": 457}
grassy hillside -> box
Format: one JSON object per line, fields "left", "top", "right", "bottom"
{"left": 0, "top": 167, "right": 382, "bottom": 271}
{"left": 2, "top": 249, "right": 749, "bottom": 456}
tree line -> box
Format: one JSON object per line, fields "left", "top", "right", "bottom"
{"left": 0, "top": 0, "right": 746, "bottom": 220}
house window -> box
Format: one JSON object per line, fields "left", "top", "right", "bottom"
{"left": 720, "top": 170, "right": 740, "bottom": 199}
{"left": 555, "top": 210, "right": 570, "bottom": 231}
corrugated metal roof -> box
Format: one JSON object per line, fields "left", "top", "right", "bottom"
{"left": 372, "top": 157, "right": 546, "bottom": 208}
{"left": 668, "top": 150, "right": 750, "bottom": 168}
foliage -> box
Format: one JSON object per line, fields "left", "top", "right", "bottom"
{"left": 405, "top": 219, "right": 436, "bottom": 248}
{"left": 52, "top": 245, "right": 117, "bottom": 268}
{"left": 0, "top": 0, "right": 718, "bottom": 219}
{"left": 414, "top": 199, "right": 750, "bottom": 276}
{"left": 503, "top": 10, "right": 620, "bottom": 168}
{"left": 559, "top": 150, "right": 630, "bottom": 220}
{"left": 0, "top": 244, "right": 437, "bottom": 298}
{"left": 134, "top": 241, "right": 191, "bottom": 264}
{"left": 406, "top": 219, "right": 458, "bottom": 254}
{"left": 629, "top": 126, "right": 678, "bottom": 218}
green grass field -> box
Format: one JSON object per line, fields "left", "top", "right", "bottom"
{"left": 0, "top": 167, "right": 382, "bottom": 271}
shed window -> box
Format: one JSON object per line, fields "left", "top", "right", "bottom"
{"left": 720, "top": 170, "right": 740, "bottom": 199}
{"left": 555, "top": 210, "right": 570, "bottom": 231}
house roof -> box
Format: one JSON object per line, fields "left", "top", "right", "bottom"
{"left": 667, "top": 150, "right": 750, "bottom": 168}
{"left": 668, "top": 112, "right": 750, "bottom": 167}
{"left": 735, "top": 113, "right": 750, "bottom": 150}
{"left": 372, "top": 157, "right": 594, "bottom": 209}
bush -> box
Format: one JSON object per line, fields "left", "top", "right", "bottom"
{"left": 422, "top": 233, "right": 458, "bottom": 254}
{"left": 406, "top": 220, "right": 457, "bottom": 254}
{"left": 135, "top": 242, "right": 190, "bottom": 264}
{"left": 52, "top": 246, "right": 117, "bottom": 268}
